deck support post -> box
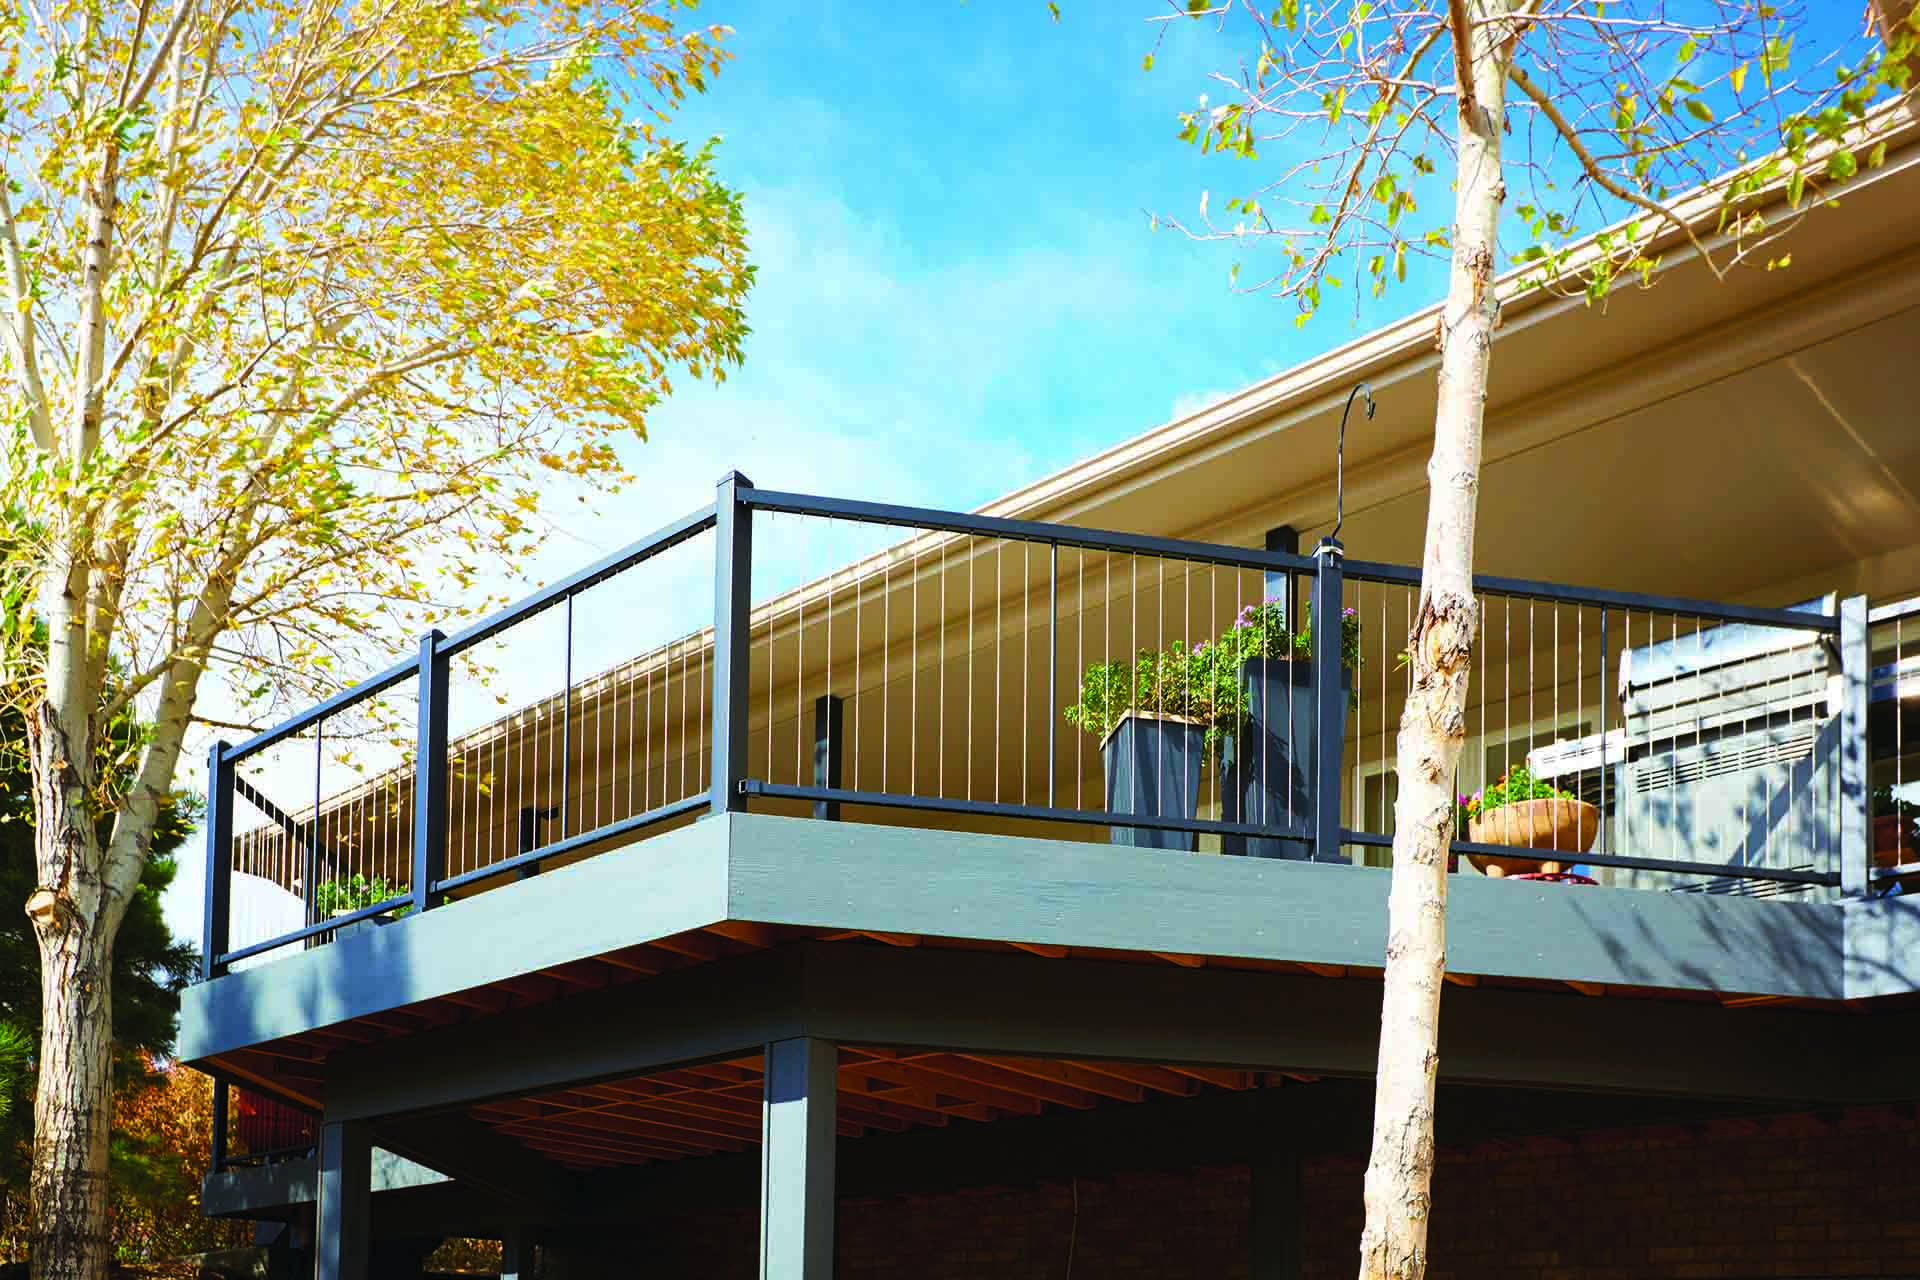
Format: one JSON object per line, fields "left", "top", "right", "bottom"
{"left": 712, "top": 471, "right": 756, "bottom": 817}
{"left": 201, "top": 740, "right": 233, "bottom": 980}
{"left": 412, "top": 628, "right": 450, "bottom": 914}
{"left": 812, "top": 695, "right": 845, "bottom": 821}
{"left": 315, "top": 1119, "right": 371, "bottom": 1280}
{"left": 500, "top": 1223, "right": 537, "bottom": 1280}
{"left": 760, "top": 1036, "right": 837, "bottom": 1280}
{"left": 1250, "top": 1121, "right": 1303, "bottom": 1280}
{"left": 1840, "top": 594, "right": 1872, "bottom": 897}
{"left": 209, "top": 1076, "right": 229, "bottom": 1174}
{"left": 1264, "top": 525, "right": 1300, "bottom": 629}
{"left": 1311, "top": 538, "right": 1346, "bottom": 864}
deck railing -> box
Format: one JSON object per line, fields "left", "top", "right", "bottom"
{"left": 200, "top": 473, "right": 1879, "bottom": 977}
{"left": 210, "top": 1079, "right": 319, "bottom": 1172}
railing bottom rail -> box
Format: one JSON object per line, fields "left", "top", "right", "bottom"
{"left": 1341, "top": 828, "right": 1836, "bottom": 886}
{"left": 743, "top": 780, "right": 1314, "bottom": 845}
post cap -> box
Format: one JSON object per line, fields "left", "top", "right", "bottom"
{"left": 715, "top": 469, "right": 755, "bottom": 490}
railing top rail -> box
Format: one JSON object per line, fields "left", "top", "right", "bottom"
{"left": 1869, "top": 595, "right": 1920, "bottom": 626}
{"left": 740, "top": 487, "right": 1321, "bottom": 575}
{"left": 219, "top": 502, "right": 717, "bottom": 765}
{"left": 221, "top": 656, "right": 419, "bottom": 764}
{"left": 440, "top": 502, "right": 717, "bottom": 658}
{"left": 1342, "top": 557, "right": 1841, "bottom": 633}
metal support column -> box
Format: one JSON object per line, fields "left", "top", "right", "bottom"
{"left": 1249, "top": 1136, "right": 1302, "bottom": 1280}
{"left": 412, "top": 629, "right": 449, "bottom": 914}
{"left": 516, "top": 805, "right": 559, "bottom": 880}
{"left": 812, "top": 695, "right": 845, "bottom": 821}
{"left": 1264, "top": 525, "right": 1300, "bottom": 629}
{"left": 712, "top": 471, "right": 756, "bottom": 816}
{"left": 202, "top": 741, "right": 233, "bottom": 981}
{"left": 1840, "top": 594, "right": 1871, "bottom": 897}
{"left": 1311, "top": 538, "right": 1346, "bottom": 864}
{"left": 760, "top": 1036, "right": 836, "bottom": 1280}
{"left": 210, "top": 1077, "right": 229, "bottom": 1175}
{"left": 315, "top": 1119, "right": 371, "bottom": 1280}
{"left": 500, "top": 1223, "right": 538, "bottom": 1280}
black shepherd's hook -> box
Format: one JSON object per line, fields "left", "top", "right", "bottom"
{"left": 1331, "top": 381, "right": 1375, "bottom": 542}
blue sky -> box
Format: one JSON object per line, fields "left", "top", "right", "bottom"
{"left": 158, "top": 1, "right": 1881, "bottom": 942}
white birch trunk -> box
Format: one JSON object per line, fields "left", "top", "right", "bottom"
{"left": 26, "top": 701, "right": 119, "bottom": 1280}
{"left": 1357, "top": 5, "right": 1514, "bottom": 1279}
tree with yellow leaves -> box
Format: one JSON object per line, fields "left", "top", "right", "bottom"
{"left": 0, "top": 0, "right": 751, "bottom": 1274}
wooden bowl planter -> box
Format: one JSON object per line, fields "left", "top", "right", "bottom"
{"left": 1875, "top": 813, "right": 1919, "bottom": 891}
{"left": 1467, "top": 797, "right": 1600, "bottom": 878}
{"left": 1100, "top": 711, "right": 1208, "bottom": 851}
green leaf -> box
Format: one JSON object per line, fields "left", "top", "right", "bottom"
{"left": 1142, "top": 53, "right": 1153, "bottom": 71}
{"left": 1729, "top": 62, "right": 1749, "bottom": 95}
{"left": 1786, "top": 169, "right": 1805, "bottom": 208}
{"left": 1826, "top": 150, "right": 1858, "bottom": 181}
{"left": 1684, "top": 99, "right": 1713, "bottom": 124}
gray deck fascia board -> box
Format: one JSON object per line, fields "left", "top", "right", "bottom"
{"left": 1843, "top": 894, "right": 1920, "bottom": 998}
{"left": 181, "top": 812, "right": 1861, "bottom": 1067}
{"left": 724, "top": 814, "right": 1847, "bottom": 1000}
{"left": 201, "top": 1148, "right": 445, "bottom": 1218}
{"left": 179, "top": 816, "right": 730, "bottom": 1061}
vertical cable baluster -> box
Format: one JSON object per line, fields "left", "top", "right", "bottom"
{"left": 1552, "top": 601, "right": 1560, "bottom": 857}
{"left": 1205, "top": 560, "right": 1214, "bottom": 825}
{"left": 883, "top": 545, "right": 892, "bottom": 795}
{"left": 1049, "top": 544, "right": 1059, "bottom": 810}
{"left": 911, "top": 541, "right": 919, "bottom": 797}
{"left": 311, "top": 723, "right": 323, "bottom": 931}
{"left": 1599, "top": 607, "right": 1609, "bottom": 860}
{"left": 938, "top": 538, "right": 946, "bottom": 799}
{"left": 855, "top": 559, "right": 863, "bottom": 793}
{"left": 1503, "top": 597, "right": 1511, "bottom": 790}
{"left": 1024, "top": 543, "right": 1032, "bottom": 807}
{"left": 995, "top": 542, "right": 1003, "bottom": 805}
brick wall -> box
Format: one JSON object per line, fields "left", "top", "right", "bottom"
{"left": 1303, "top": 1112, "right": 1920, "bottom": 1280}
{"left": 818, "top": 1110, "right": 1920, "bottom": 1280}
{"left": 839, "top": 1167, "right": 1252, "bottom": 1280}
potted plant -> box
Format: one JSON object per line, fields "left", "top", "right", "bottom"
{"left": 1874, "top": 786, "right": 1920, "bottom": 890}
{"left": 313, "top": 874, "right": 412, "bottom": 939}
{"left": 1218, "top": 599, "right": 1361, "bottom": 860}
{"left": 1064, "top": 644, "right": 1243, "bottom": 851}
{"left": 1460, "top": 766, "right": 1599, "bottom": 878}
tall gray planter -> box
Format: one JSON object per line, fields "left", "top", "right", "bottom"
{"left": 1101, "top": 712, "right": 1207, "bottom": 852}
{"left": 1222, "top": 658, "right": 1350, "bottom": 859}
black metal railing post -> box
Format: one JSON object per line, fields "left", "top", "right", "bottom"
{"left": 201, "top": 741, "right": 234, "bottom": 981}
{"left": 411, "top": 628, "right": 449, "bottom": 914}
{"left": 812, "top": 694, "right": 844, "bottom": 820}
{"left": 711, "top": 471, "right": 755, "bottom": 815}
{"left": 1839, "top": 594, "right": 1871, "bottom": 897}
{"left": 1311, "top": 539, "right": 1345, "bottom": 864}
{"left": 210, "top": 1077, "right": 228, "bottom": 1174}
